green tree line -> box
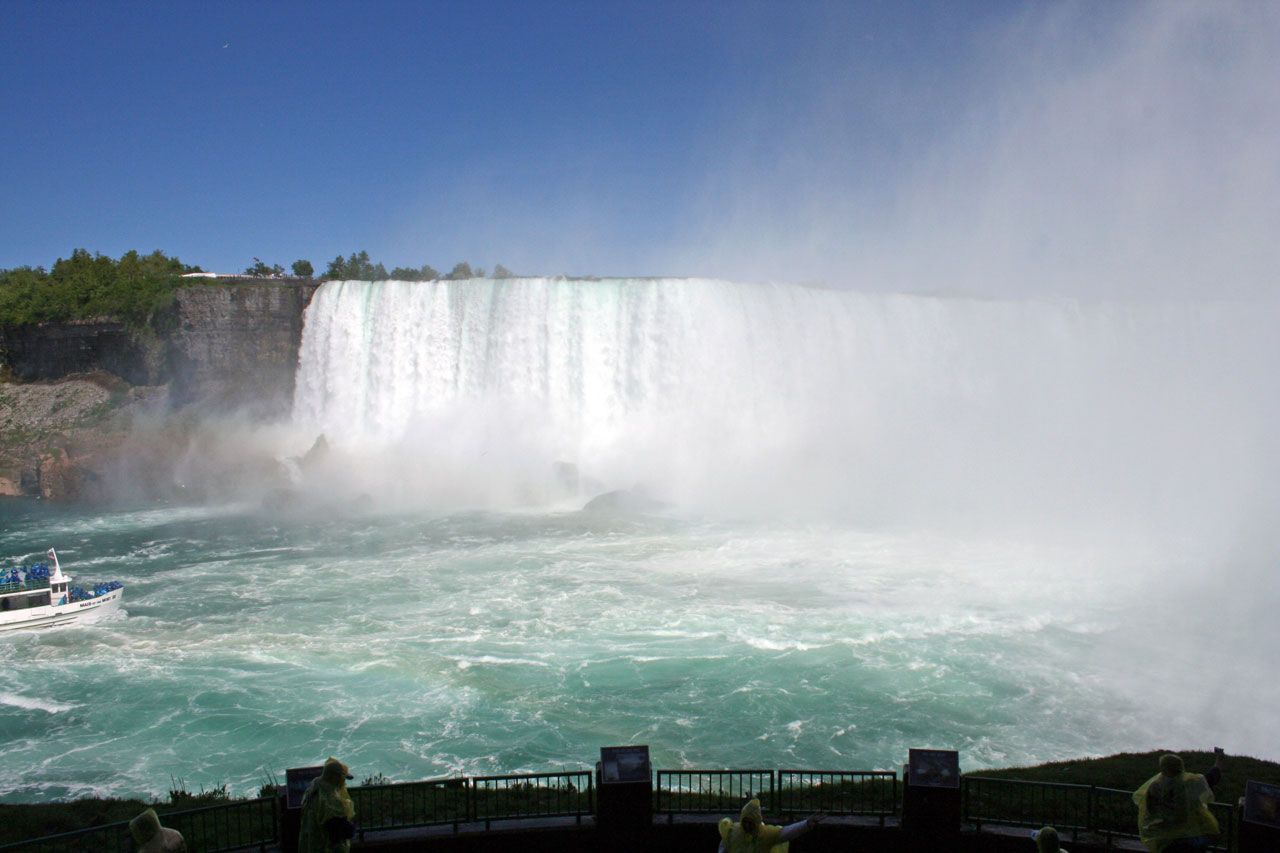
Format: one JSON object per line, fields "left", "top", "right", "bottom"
{"left": 0, "top": 249, "right": 201, "bottom": 329}
{"left": 317, "top": 252, "right": 513, "bottom": 282}
{"left": 248, "top": 251, "right": 514, "bottom": 281}
{"left": 0, "top": 249, "right": 517, "bottom": 329}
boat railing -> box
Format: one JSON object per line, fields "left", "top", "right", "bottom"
{"left": 0, "top": 578, "right": 50, "bottom": 596}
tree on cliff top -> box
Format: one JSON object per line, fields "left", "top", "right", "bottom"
{"left": 443, "top": 262, "right": 474, "bottom": 280}
{"left": 244, "top": 260, "right": 285, "bottom": 277}
{"left": 0, "top": 249, "right": 200, "bottom": 329}
{"left": 291, "top": 259, "right": 314, "bottom": 278}
{"left": 389, "top": 264, "right": 439, "bottom": 281}
{"left": 324, "top": 251, "right": 388, "bottom": 281}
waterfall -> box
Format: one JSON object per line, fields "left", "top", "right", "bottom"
{"left": 292, "top": 278, "right": 1275, "bottom": 532}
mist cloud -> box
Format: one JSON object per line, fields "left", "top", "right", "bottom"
{"left": 675, "top": 2, "right": 1280, "bottom": 301}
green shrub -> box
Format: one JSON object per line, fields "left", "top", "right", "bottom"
{"left": 0, "top": 249, "right": 201, "bottom": 330}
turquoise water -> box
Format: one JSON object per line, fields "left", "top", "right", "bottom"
{"left": 0, "top": 497, "right": 1262, "bottom": 804}
{"left": 3, "top": 280, "right": 1275, "bottom": 803}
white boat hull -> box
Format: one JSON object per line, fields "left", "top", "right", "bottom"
{"left": 0, "top": 588, "right": 124, "bottom": 632}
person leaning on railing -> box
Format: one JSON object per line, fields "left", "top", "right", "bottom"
{"left": 717, "top": 797, "right": 824, "bottom": 853}
{"left": 129, "top": 808, "right": 186, "bottom": 852}
{"left": 1132, "top": 752, "right": 1226, "bottom": 853}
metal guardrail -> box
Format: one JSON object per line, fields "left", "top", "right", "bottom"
{"left": 469, "top": 771, "right": 594, "bottom": 829}
{"left": 0, "top": 824, "right": 132, "bottom": 853}
{"left": 0, "top": 797, "right": 275, "bottom": 853}
{"left": 964, "top": 777, "right": 1094, "bottom": 834}
{"left": 1, "top": 770, "right": 1243, "bottom": 852}
{"left": 0, "top": 578, "right": 50, "bottom": 595}
{"left": 965, "top": 777, "right": 1236, "bottom": 852}
{"left": 778, "top": 770, "right": 898, "bottom": 824}
{"left": 654, "top": 769, "right": 776, "bottom": 817}
{"left": 351, "top": 777, "right": 468, "bottom": 836}
{"left": 162, "top": 797, "right": 277, "bottom": 853}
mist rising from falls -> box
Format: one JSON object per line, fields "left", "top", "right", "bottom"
{"left": 291, "top": 278, "right": 1275, "bottom": 540}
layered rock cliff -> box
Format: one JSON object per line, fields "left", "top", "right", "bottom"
{"left": 0, "top": 281, "right": 320, "bottom": 500}
{"left": 166, "top": 282, "right": 318, "bottom": 414}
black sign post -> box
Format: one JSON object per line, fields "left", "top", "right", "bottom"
{"left": 1239, "top": 780, "right": 1280, "bottom": 852}
{"left": 903, "top": 748, "right": 961, "bottom": 852}
{"left": 280, "top": 766, "right": 324, "bottom": 853}
{"left": 596, "top": 745, "right": 652, "bottom": 853}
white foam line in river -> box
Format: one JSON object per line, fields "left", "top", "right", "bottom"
{"left": 0, "top": 693, "right": 79, "bottom": 714}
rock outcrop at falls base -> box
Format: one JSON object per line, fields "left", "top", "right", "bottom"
{"left": 0, "top": 281, "right": 319, "bottom": 501}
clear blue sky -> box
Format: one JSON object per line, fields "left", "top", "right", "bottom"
{"left": 2, "top": 1, "right": 1276, "bottom": 298}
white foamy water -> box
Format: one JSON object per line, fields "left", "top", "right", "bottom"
{"left": 292, "top": 279, "right": 1276, "bottom": 538}
{"left": 2, "top": 279, "right": 1276, "bottom": 803}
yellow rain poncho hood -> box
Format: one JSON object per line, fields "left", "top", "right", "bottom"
{"left": 1132, "top": 757, "right": 1219, "bottom": 853}
{"left": 1035, "top": 825, "right": 1065, "bottom": 853}
{"left": 298, "top": 757, "right": 356, "bottom": 853}
{"left": 718, "top": 798, "right": 788, "bottom": 853}
{"left": 129, "top": 808, "right": 186, "bottom": 852}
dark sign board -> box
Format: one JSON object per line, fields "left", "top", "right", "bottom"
{"left": 285, "top": 765, "right": 324, "bottom": 809}
{"left": 1244, "top": 780, "right": 1280, "bottom": 827}
{"left": 908, "top": 748, "right": 960, "bottom": 789}
{"left": 600, "top": 745, "right": 651, "bottom": 784}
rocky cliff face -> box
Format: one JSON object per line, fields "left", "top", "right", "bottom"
{"left": 0, "top": 320, "right": 167, "bottom": 385}
{"left": 0, "top": 281, "right": 320, "bottom": 500}
{"left": 166, "top": 283, "right": 318, "bottom": 415}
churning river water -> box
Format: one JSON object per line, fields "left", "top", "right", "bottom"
{"left": 2, "top": 279, "right": 1276, "bottom": 802}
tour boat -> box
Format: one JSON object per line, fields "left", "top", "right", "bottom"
{"left": 0, "top": 549, "right": 123, "bottom": 632}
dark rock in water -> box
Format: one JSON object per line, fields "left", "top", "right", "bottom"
{"left": 582, "top": 486, "right": 667, "bottom": 513}
{"left": 300, "top": 434, "right": 330, "bottom": 469}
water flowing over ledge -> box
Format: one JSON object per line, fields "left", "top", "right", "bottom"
{"left": 291, "top": 277, "right": 1275, "bottom": 535}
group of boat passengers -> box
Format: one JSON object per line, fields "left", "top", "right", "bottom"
{"left": 124, "top": 750, "right": 1227, "bottom": 852}
{"left": 2, "top": 559, "right": 122, "bottom": 603}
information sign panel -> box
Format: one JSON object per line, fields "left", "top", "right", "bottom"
{"left": 907, "top": 748, "right": 960, "bottom": 789}
{"left": 1244, "top": 780, "right": 1280, "bottom": 827}
{"left": 285, "top": 766, "right": 324, "bottom": 809}
{"left": 599, "top": 745, "right": 651, "bottom": 784}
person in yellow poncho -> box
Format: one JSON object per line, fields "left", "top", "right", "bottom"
{"left": 1031, "top": 825, "right": 1069, "bottom": 852}
{"left": 298, "top": 757, "right": 357, "bottom": 853}
{"left": 1132, "top": 754, "right": 1221, "bottom": 853}
{"left": 717, "top": 797, "right": 823, "bottom": 853}
{"left": 129, "top": 808, "right": 186, "bottom": 852}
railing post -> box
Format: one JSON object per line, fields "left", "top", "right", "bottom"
{"left": 1087, "top": 784, "right": 1095, "bottom": 836}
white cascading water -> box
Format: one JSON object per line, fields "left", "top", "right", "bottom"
{"left": 292, "top": 277, "right": 1272, "bottom": 537}
{"left": 4, "top": 278, "right": 1277, "bottom": 802}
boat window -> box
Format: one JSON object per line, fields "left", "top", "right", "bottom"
{"left": 1, "top": 592, "right": 52, "bottom": 610}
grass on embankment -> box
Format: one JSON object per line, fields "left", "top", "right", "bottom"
{"left": 3, "top": 751, "right": 1279, "bottom": 846}
{"left": 964, "top": 750, "right": 1280, "bottom": 808}
{"left": 0, "top": 784, "right": 240, "bottom": 847}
